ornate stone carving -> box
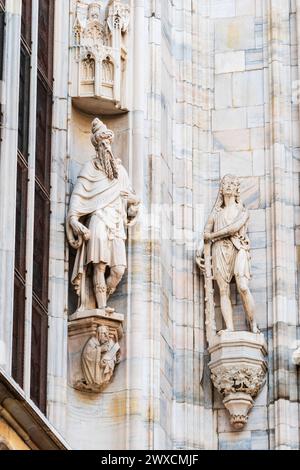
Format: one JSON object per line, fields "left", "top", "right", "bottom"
{"left": 107, "top": 0, "right": 130, "bottom": 33}
{"left": 79, "top": 325, "right": 120, "bottom": 392}
{"left": 66, "top": 118, "right": 139, "bottom": 315}
{"left": 211, "top": 365, "right": 266, "bottom": 397}
{"left": 209, "top": 331, "right": 268, "bottom": 429}
{"left": 68, "top": 313, "right": 124, "bottom": 393}
{"left": 71, "top": 0, "right": 130, "bottom": 113}
{"left": 85, "top": 3, "right": 106, "bottom": 43}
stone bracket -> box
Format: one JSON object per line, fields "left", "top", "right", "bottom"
{"left": 68, "top": 310, "right": 124, "bottom": 393}
{"left": 209, "top": 331, "right": 268, "bottom": 429}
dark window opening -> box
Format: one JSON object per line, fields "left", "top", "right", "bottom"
{"left": 18, "top": 44, "right": 31, "bottom": 160}
{"left": 21, "top": 0, "right": 32, "bottom": 49}
{"left": 12, "top": 0, "right": 32, "bottom": 388}
{"left": 30, "top": 0, "right": 55, "bottom": 412}
{"left": 30, "top": 297, "right": 48, "bottom": 414}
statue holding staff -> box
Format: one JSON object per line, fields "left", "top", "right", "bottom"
{"left": 196, "top": 175, "right": 258, "bottom": 337}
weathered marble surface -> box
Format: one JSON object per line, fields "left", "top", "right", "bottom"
{"left": 68, "top": 313, "right": 124, "bottom": 392}
{"left": 1, "top": 0, "right": 300, "bottom": 452}
{"left": 62, "top": 0, "right": 300, "bottom": 450}
{"left": 66, "top": 118, "right": 139, "bottom": 314}
{"left": 209, "top": 331, "right": 268, "bottom": 429}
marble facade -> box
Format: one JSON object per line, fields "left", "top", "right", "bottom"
{"left": 1, "top": 0, "right": 300, "bottom": 451}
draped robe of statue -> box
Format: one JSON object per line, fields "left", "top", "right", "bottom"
{"left": 196, "top": 174, "right": 258, "bottom": 337}
{"left": 67, "top": 157, "right": 137, "bottom": 309}
{"left": 211, "top": 206, "right": 251, "bottom": 284}
{"left": 81, "top": 335, "right": 120, "bottom": 388}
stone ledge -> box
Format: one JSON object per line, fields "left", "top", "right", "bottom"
{"left": 0, "top": 369, "right": 70, "bottom": 450}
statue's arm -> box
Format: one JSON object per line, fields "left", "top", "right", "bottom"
{"left": 66, "top": 211, "right": 90, "bottom": 240}
{"left": 196, "top": 214, "right": 214, "bottom": 270}
{"left": 209, "top": 210, "right": 249, "bottom": 241}
{"left": 118, "top": 163, "right": 140, "bottom": 225}
{"left": 204, "top": 214, "right": 214, "bottom": 235}
{"left": 66, "top": 181, "right": 91, "bottom": 246}
{"left": 118, "top": 163, "right": 139, "bottom": 202}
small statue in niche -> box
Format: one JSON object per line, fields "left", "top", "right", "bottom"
{"left": 79, "top": 325, "right": 120, "bottom": 391}
{"left": 82, "top": 54, "right": 95, "bottom": 81}
{"left": 88, "top": 3, "right": 101, "bottom": 23}
{"left": 85, "top": 2, "right": 105, "bottom": 44}
{"left": 196, "top": 175, "right": 259, "bottom": 337}
{"left": 66, "top": 118, "right": 140, "bottom": 313}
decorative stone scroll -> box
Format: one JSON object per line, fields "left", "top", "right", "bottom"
{"left": 196, "top": 175, "right": 268, "bottom": 428}
{"left": 71, "top": 0, "right": 130, "bottom": 113}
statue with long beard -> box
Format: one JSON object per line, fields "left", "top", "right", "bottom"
{"left": 66, "top": 118, "right": 140, "bottom": 313}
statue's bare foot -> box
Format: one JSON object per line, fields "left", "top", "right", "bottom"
{"left": 105, "top": 306, "right": 115, "bottom": 314}
{"left": 251, "top": 323, "right": 260, "bottom": 334}
{"left": 217, "top": 328, "right": 234, "bottom": 336}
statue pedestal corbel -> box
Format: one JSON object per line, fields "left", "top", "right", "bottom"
{"left": 68, "top": 310, "right": 124, "bottom": 393}
{"left": 208, "top": 331, "right": 268, "bottom": 429}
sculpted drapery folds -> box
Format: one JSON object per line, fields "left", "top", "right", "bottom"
{"left": 197, "top": 175, "right": 258, "bottom": 336}
{"left": 80, "top": 325, "right": 120, "bottom": 391}
{"left": 66, "top": 118, "right": 140, "bottom": 313}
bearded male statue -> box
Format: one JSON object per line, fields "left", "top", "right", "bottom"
{"left": 66, "top": 118, "right": 140, "bottom": 313}
{"left": 80, "top": 325, "right": 120, "bottom": 391}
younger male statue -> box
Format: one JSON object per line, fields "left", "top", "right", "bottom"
{"left": 66, "top": 118, "right": 140, "bottom": 312}
{"left": 197, "top": 175, "right": 258, "bottom": 334}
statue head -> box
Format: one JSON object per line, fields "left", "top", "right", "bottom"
{"left": 214, "top": 174, "right": 242, "bottom": 211}
{"left": 91, "top": 118, "right": 118, "bottom": 180}
{"left": 221, "top": 174, "right": 240, "bottom": 198}
{"left": 88, "top": 3, "right": 102, "bottom": 22}
{"left": 97, "top": 325, "right": 110, "bottom": 345}
{"left": 91, "top": 118, "right": 114, "bottom": 147}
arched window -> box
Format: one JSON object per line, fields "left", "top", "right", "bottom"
{"left": 81, "top": 53, "right": 95, "bottom": 82}
{"left": 102, "top": 57, "right": 114, "bottom": 84}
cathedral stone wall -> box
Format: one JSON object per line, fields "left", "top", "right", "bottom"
{"left": 48, "top": 0, "right": 300, "bottom": 450}
{"left": 1, "top": 0, "right": 300, "bottom": 451}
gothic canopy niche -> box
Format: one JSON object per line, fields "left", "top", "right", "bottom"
{"left": 71, "top": 0, "right": 130, "bottom": 114}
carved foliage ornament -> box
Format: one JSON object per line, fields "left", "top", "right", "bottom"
{"left": 211, "top": 365, "right": 266, "bottom": 398}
